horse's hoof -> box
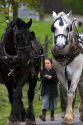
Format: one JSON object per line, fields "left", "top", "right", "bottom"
{"left": 25, "top": 119, "right": 36, "bottom": 125}
{"left": 64, "top": 114, "right": 74, "bottom": 124}
{"left": 13, "top": 122, "right": 21, "bottom": 125}
{"left": 6, "top": 121, "right": 21, "bottom": 125}
{"left": 6, "top": 121, "right": 14, "bottom": 125}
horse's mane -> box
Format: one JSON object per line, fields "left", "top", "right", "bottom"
{"left": 58, "top": 12, "right": 66, "bottom": 17}
{"left": 57, "top": 12, "right": 72, "bottom": 25}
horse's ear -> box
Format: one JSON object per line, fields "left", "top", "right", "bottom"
{"left": 27, "top": 18, "right": 32, "bottom": 29}
{"left": 67, "top": 10, "right": 72, "bottom": 18}
{"left": 72, "top": 18, "right": 76, "bottom": 29}
{"left": 52, "top": 11, "right": 57, "bottom": 20}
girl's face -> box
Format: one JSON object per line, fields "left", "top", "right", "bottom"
{"left": 45, "top": 59, "right": 52, "bottom": 70}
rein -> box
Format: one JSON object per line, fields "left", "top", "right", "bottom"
{"left": 17, "top": 45, "right": 32, "bottom": 50}
{"left": 32, "top": 50, "right": 51, "bottom": 59}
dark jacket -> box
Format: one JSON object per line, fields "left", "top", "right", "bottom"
{"left": 40, "top": 68, "right": 58, "bottom": 97}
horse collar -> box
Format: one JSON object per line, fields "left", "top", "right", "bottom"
{"left": 52, "top": 46, "right": 81, "bottom": 65}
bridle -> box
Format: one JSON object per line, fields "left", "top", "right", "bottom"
{"left": 51, "top": 17, "right": 73, "bottom": 48}
{"left": 54, "top": 34, "right": 69, "bottom": 45}
{"left": 13, "top": 26, "right": 32, "bottom": 55}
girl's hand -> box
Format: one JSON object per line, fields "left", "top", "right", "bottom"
{"left": 45, "top": 75, "right": 52, "bottom": 79}
{"left": 48, "top": 75, "right": 52, "bottom": 79}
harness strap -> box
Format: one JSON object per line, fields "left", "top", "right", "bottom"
{"left": 52, "top": 42, "right": 81, "bottom": 65}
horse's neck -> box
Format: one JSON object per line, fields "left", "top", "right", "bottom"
{"left": 31, "top": 39, "right": 41, "bottom": 53}
{"left": 62, "top": 31, "right": 74, "bottom": 55}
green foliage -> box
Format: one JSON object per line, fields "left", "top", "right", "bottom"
{"left": 0, "top": 0, "right": 9, "bottom": 18}
{"left": 0, "top": 0, "right": 8, "bottom": 5}
{"left": 21, "top": 0, "right": 44, "bottom": 20}
{"left": 22, "top": 0, "right": 42, "bottom": 11}
{"left": 30, "top": 20, "right": 52, "bottom": 42}
{"left": 0, "top": 85, "right": 11, "bottom": 125}
{"left": 63, "top": 0, "right": 83, "bottom": 15}
{"left": 0, "top": 14, "right": 7, "bottom": 39}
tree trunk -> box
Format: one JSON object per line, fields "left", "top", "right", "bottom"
{"left": 39, "top": 11, "right": 44, "bottom": 21}
{"left": 39, "top": 2, "right": 44, "bottom": 21}
{"left": 11, "top": 0, "right": 18, "bottom": 20}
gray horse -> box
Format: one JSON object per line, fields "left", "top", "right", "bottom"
{"left": 51, "top": 11, "right": 83, "bottom": 124}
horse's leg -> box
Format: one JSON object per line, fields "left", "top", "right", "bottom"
{"left": 64, "top": 69, "right": 82, "bottom": 124}
{"left": 1, "top": 69, "right": 13, "bottom": 106}
{"left": 10, "top": 74, "right": 27, "bottom": 122}
{"left": 26, "top": 75, "right": 37, "bottom": 125}
{"left": 59, "top": 83, "right": 67, "bottom": 118}
{"left": 9, "top": 90, "right": 26, "bottom": 122}
{"left": 64, "top": 92, "right": 74, "bottom": 124}
{"left": 10, "top": 66, "right": 31, "bottom": 122}
{"left": 68, "top": 80, "right": 77, "bottom": 109}
{"left": 2, "top": 76, "right": 22, "bottom": 125}
{"left": 78, "top": 80, "right": 83, "bottom": 121}
{"left": 5, "top": 82, "right": 13, "bottom": 106}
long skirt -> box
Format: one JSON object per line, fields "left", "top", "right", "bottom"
{"left": 42, "top": 95, "right": 58, "bottom": 111}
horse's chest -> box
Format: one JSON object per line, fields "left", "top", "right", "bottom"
{"left": 53, "top": 53, "right": 83, "bottom": 83}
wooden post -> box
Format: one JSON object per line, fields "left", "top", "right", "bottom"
{"left": 44, "top": 35, "right": 48, "bottom": 58}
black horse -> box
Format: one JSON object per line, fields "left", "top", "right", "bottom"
{"left": 0, "top": 18, "right": 43, "bottom": 124}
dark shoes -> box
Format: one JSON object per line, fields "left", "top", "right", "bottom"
{"left": 50, "top": 116, "right": 55, "bottom": 121}
{"left": 39, "top": 115, "right": 46, "bottom": 121}
{"left": 39, "top": 115, "right": 55, "bottom": 121}
{"left": 61, "top": 112, "right": 65, "bottom": 118}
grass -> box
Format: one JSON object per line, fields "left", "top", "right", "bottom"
{"left": 0, "top": 15, "right": 7, "bottom": 38}
{"left": 0, "top": 16, "right": 81, "bottom": 125}
{"left": 0, "top": 84, "right": 11, "bottom": 125}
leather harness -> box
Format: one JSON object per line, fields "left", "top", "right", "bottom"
{"left": 52, "top": 42, "right": 82, "bottom": 65}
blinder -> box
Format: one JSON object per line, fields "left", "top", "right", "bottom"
{"left": 51, "top": 24, "right": 55, "bottom": 33}
{"left": 51, "top": 17, "right": 64, "bottom": 33}
{"left": 51, "top": 17, "right": 61, "bottom": 33}
{"left": 70, "top": 24, "right": 72, "bottom": 31}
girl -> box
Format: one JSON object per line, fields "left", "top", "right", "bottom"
{"left": 39, "top": 58, "right": 58, "bottom": 121}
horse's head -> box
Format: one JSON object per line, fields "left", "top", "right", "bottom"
{"left": 51, "top": 11, "right": 75, "bottom": 51}
{"left": 13, "top": 18, "right": 32, "bottom": 57}
{"left": 3, "top": 18, "right": 33, "bottom": 60}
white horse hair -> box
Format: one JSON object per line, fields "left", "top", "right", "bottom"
{"left": 51, "top": 11, "right": 83, "bottom": 124}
